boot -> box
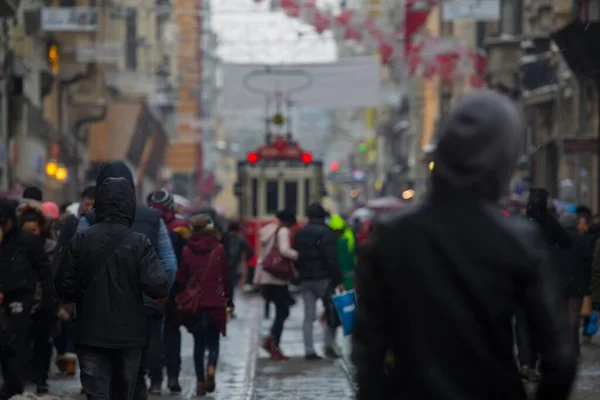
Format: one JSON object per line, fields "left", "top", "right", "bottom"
{"left": 270, "top": 347, "right": 290, "bottom": 361}
{"left": 205, "top": 365, "right": 216, "bottom": 393}
{"left": 196, "top": 381, "right": 206, "bottom": 396}
{"left": 262, "top": 335, "right": 274, "bottom": 353}
{"left": 167, "top": 377, "right": 182, "bottom": 394}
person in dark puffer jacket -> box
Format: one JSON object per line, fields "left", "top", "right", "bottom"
{"left": 76, "top": 162, "right": 177, "bottom": 400}
{"left": 54, "top": 177, "right": 170, "bottom": 399}
{"left": 147, "top": 189, "right": 190, "bottom": 394}
{"left": 0, "top": 198, "right": 50, "bottom": 399}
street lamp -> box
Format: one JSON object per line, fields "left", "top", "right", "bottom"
{"left": 55, "top": 167, "right": 68, "bottom": 181}
{"left": 46, "top": 161, "right": 58, "bottom": 177}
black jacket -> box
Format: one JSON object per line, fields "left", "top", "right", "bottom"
{"left": 353, "top": 91, "right": 577, "bottom": 400}
{"left": 0, "top": 227, "right": 50, "bottom": 297}
{"left": 557, "top": 227, "right": 591, "bottom": 298}
{"left": 54, "top": 177, "right": 170, "bottom": 349}
{"left": 51, "top": 214, "right": 78, "bottom": 280}
{"left": 293, "top": 219, "right": 341, "bottom": 285}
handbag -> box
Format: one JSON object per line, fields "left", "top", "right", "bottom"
{"left": 581, "top": 295, "right": 593, "bottom": 317}
{"left": 175, "top": 247, "right": 217, "bottom": 316}
{"left": 262, "top": 227, "right": 294, "bottom": 281}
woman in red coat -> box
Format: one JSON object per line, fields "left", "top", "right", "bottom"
{"left": 176, "top": 214, "right": 233, "bottom": 396}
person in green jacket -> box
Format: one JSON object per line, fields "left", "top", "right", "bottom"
{"left": 329, "top": 214, "right": 357, "bottom": 290}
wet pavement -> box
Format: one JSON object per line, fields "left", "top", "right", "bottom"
{"left": 252, "top": 294, "right": 355, "bottom": 400}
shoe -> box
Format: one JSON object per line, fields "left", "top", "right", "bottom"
{"left": 36, "top": 383, "right": 49, "bottom": 395}
{"left": 520, "top": 366, "right": 540, "bottom": 383}
{"left": 149, "top": 384, "right": 162, "bottom": 395}
{"left": 168, "top": 378, "right": 182, "bottom": 394}
{"left": 324, "top": 347, "right": 340, "bottom": 359}
{"left": 205, "top": 365, "right": 216, "bottom": 393}
{"left": 196, "top": 381, "right": 206, "bottom": 396}
{"left": 270, "top": 348, "right": 290, "bottom": 361}
{"left": 583, "top": 336, "right": 592, "bottom": 345}
{"left": 305, "top": 353, "right": 322, "bottom": 361}
{"left": 262, "top": 335, "right": 274, "bottom": 353}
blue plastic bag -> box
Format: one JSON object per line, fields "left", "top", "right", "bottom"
{"left": 585, "top": 311, "right": 599, "bottom": 337}
{"left": 331, "top": 290, "right": 356, "bottom": 336}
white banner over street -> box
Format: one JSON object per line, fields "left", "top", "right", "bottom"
{"left": 221, "top": 56, "right": 381, "bottom": 109}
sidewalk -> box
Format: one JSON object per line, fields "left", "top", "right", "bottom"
{"left": 251, "top": 293, "right": 355, "bottom": 399}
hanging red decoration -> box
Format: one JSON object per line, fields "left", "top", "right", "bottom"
{"left": 378, "top": 41, "right": 394, "bottom": 65}
{"left": 469, "top": 50, "right": 488, "bottom": 88}
{"left": 404, "top": 0, "right": 437, "bottom": 55}
{"left": 344, "top": 26, "right": 362, "bottom": 41}
{"left": 335, "top": 9, "right": 353, "bottom": 26}
{"left": 436, "top": 53, "right": 460, "bottom": 85}
{"left": 282, "top": 0, "right": 300, "bottom": 18}
{"left": 313, "top": 11, "right": 331, "bottom": 34}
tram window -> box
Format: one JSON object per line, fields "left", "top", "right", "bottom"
{"left": 304, "top": 179, "right": 311, "bottom": 209}
{"left": 251, "top": 179, "right": 258, "bottom": 217}
{"left": 284, "top": 181, "right": 298, "bottom": 214}
{"left": 266, "top": 180, "right": 278, "bottom": 214}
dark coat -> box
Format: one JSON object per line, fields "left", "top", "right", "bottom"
{"left": 352, "top": 91, "right": 577, "bottom": 400}
{"left": 557, "top": 228, "right": 592, "bottom": 298}
{"left": 293, "top": 214, "right": 341, "bottom": 285}
{"left": 54, "top": 177, "right": 170, "bottom": 349}
{"left": 176, "top": 232, "right": 232, "bottom": 335}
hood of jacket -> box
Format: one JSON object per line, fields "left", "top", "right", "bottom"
{"left": 259, "top": 222, "right": 279, "bottom": 246}
{"left": 95, "top": 177, "right": 136, "bottom": 226}
{"left": 329, "top": 214, "right": 346, "bottom": 231}
{"left": 195, "top": 205, "right": 223, "bottom": 233}
{"left": 95, "top": 161, "right": 135, "bottom": 193}
{"left": 187, "top": 232, "right": 219, "bottom": 254}
{"left": 431, "top": 90, "right": 525, "bottom": 201}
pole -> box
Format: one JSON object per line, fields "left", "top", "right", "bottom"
{"left": 194, "top": 0, "right": 204, "bottom": 205}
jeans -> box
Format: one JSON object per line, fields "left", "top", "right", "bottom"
{"left": 515, "top": 306, "right": 537, "bottom": 368}
{"left": 163, "top": 301, "right": 181, "bottom": 381}
{"left": 261, "top": 285, "right": 292, "bottom": 346}
{"left": 133, "top": 315, "right": 163, "bottom": 400}
{"left": 300, "top": 279, "right": 336, "bottom": 356}
{"left": 231, "top": 273, "right": 241, "bottom": 304}
{"left": 54, "top": 320, "right": 75, "bottom": 355}
{"left": 78, "top": 345, "right": 142, "bottom": 400}
{"left": 192, "top": 313, "right": 220, "bottom": 382}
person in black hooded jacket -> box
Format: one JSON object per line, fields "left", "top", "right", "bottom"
{"left": 76, "top": 161, "right": 177, "bottom": 400}
{"left": 352, "top": 91, "right": 577, "bottom": 400}
{"left": 54, "top": 177, "right": 169, "bottom": 400}
{"left": 0, "top": 198, "right": 50, "bottom": 399}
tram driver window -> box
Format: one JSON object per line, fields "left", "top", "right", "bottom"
{"left": 284, "top": 181, "right": 298, "bottom": 214}
{"left": 266, "top": 180, "right": 278, "bottom": 214}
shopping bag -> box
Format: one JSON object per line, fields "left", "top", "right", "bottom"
{"left": 331, "top": 289, "right": 356, "bottom": 336}
{"left": 585, "top": 311, "right": 599, "bottom": 336}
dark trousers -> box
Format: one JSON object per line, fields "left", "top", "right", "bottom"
{"left": 78, "top": 345, "right": 142, "bottom": 400}
{"left": 0, "top": 292, "right": 33, "bottom": 398}
{"left": 54, "top": 320, "right": 75, "bottom": 355}
{"left": 515, "top": 307, "right": 537, "bottom": 368}
{"left": 231, "top": 273, "right": 240, "bottom": 304}
{"left": 261, "top": 285, "right": 292, "bottom": 346}
{"left": 163, "top": 301, "right": 181, "bottom": 381}
{"left": 568, "top": 297, "right": 584, "bottom": 354}
{"left": 192, "top": 313, "right": 220, "bottom": 382}
{"left": 133, "top": 315, "right": 163, "bottom": 400}
{"left": 29, "top": 308, "right": 55, "bottom": 385}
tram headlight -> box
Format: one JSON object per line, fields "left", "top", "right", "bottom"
{"left": 302, "top": 153, "right": 312, "bottom": 163}
{"left": 247, "top": 152, "right": 258, "bottom": 163}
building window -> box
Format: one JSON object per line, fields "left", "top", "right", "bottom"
{"left": 284, "top": 181, "right": 298, "bottom": 214}
{"left": 60, "top": 0, "right": 76, "bottom": 6}
{"left": 500, "top": 0, "right": 521, "bottom": 35}
{"left": 125, "top": 9, "right": 137, "bottom": 70}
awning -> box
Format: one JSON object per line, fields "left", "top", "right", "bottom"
{"left": 552, "top": 20, "right": 600, "bottom": 79}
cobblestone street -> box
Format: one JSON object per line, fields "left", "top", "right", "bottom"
{"left": 252, "top": 293, "right": 355, "bottom": 400}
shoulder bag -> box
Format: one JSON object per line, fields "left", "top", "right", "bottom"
{"left": 175, "top": 247, "right": 217, "bottom": 316}
{"left": 262, "top": 227, "right": 294, "bottom": 281}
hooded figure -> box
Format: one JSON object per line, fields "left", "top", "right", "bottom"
{"left": 54, "top": 177, "right": 169, "bottom": 399}
{"left": 352, "top": 91, "right": 577, "bottom": 400}
{"left": 328, "top": 214, "right": 356, "bottom": 290}
{"left": 526, "top": 188, "right": 571, "bottom": 248}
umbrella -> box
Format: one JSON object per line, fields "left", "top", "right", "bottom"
{"left": 366, "top": 196, "right": 405, "bottom": 213}
{"left": 349, "top": 207, "right": 374, "bottom": 222}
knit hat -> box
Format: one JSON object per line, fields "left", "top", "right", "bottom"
{"left": 42, "top": 201, "right": 59, "bottom": 220}
{"left": 150, "top": 189, "right": 174, "bottom": 211}
{"left": 190, "top": 213, "right": 214, "bottom": 233}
